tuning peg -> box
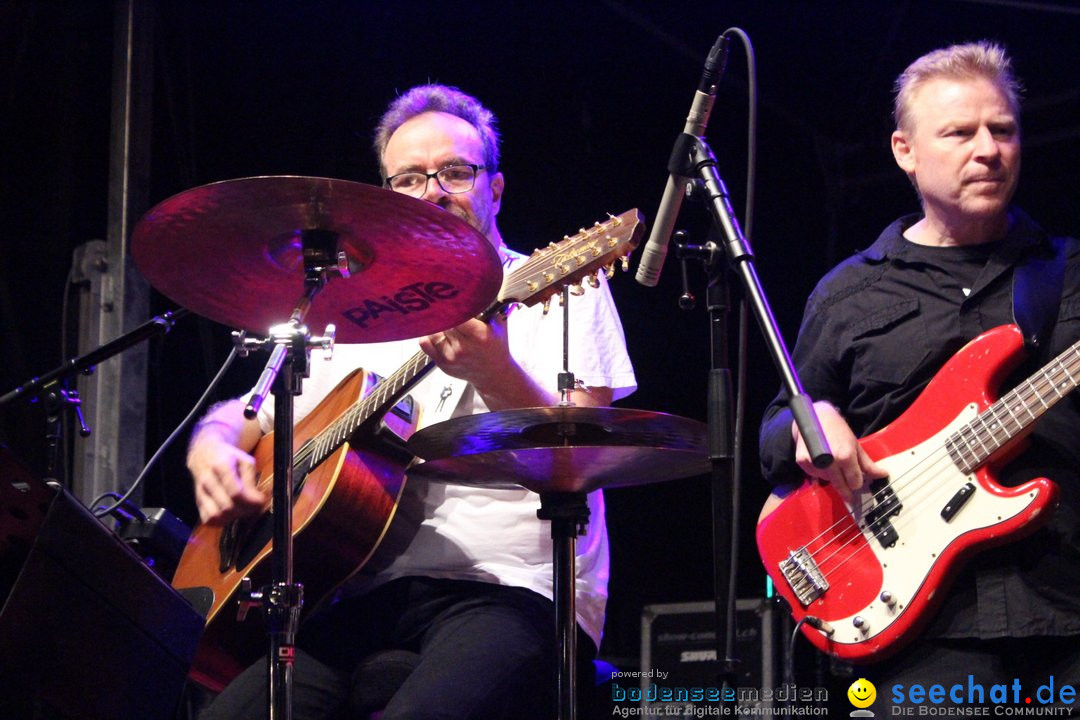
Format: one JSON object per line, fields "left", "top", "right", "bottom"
{"left": 569, "top": 283, "right": 585, "bottom": 296}
{"left": 620, "top": 255, "right": 630, "bottom": 272}
{"left": 541, "top": 297, "right": 552, "bottom": 315}
{"left": 604, "top": 262, "right": 616, "bottom": 279}
{"left": 586, "top": 274, "right": 600, "bottom": 289}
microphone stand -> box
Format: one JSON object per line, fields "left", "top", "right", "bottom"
{"left": 0, "top": 309, "right": 188, "bottom": 489}
{"left": 672, "top": 134, "right": 832, "bottom": 695}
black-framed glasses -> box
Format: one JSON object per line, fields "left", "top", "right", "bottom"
{"left": 385, "top": 164, "right": 486, "bottom": 197}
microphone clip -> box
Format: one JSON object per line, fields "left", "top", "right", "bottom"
{"left": 667, "top": 132, "right": 702, "bottom": 178}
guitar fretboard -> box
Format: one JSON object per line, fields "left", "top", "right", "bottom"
{"left": 285, "top": 208, "right": 641, "bottom": 474}
{"left": 304, "top": 350, "right": 435, "bottom": 469}
{"left": 947, "top": 338, "right": 1080, "bottom": 473}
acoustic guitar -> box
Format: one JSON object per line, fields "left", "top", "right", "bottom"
{"left": 173, "top": 209, "right": 645, "bottom": 689}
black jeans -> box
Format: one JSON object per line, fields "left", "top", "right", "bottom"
{"left": 199, "top": 576, "right": 596, "bottom": 720}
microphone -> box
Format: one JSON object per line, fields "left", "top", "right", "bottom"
{"left": 636, "top": 33, "right": 731, "bottom": 287}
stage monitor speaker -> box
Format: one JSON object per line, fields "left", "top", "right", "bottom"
{"left": 0, "top": 447, "right": 205, "bottom": 720}
{"left": 639, "top": 598, "right": 778, "bottom": 715}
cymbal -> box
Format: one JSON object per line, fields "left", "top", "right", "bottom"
{"left": 131, "top": 176, "right": 503, "bottom": 343}
{"left": 406, "top": 406, "right": 710, "bottom": 494}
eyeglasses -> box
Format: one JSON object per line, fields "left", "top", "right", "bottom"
{"left": 385, "top": 164, "right": 487, "bottom": 197}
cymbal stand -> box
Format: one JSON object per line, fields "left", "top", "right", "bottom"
{"left": 537, "top": 490, "right": 588, "bottom": 720}
{"left": 535, "top": 284, "right": 585, "bottom": 720}
{"left": 237, "top": 229, "right": 339, "bottom": 720}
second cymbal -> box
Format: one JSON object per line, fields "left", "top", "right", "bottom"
{"left": 406, "top": 406, "right": 710, "bottom": 494}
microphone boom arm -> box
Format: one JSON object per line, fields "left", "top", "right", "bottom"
{"left": 688, "top": 135, "right": 832, "bottom": 468}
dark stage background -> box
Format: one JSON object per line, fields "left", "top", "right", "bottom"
{"left": 2, "top": 0, "right": 1079, "bottom": 671}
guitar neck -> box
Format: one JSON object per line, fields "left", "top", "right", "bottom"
{"left": 303, "top": 299, "right": 506, "bottom": 468}
{"left": 306, "top": 349, "right": 436, "bottom": 468}
{"left": 948, "top": 336, "right": 1080, "bottom": 472}
{"left": 294, "top": 207, "right": 644, "bottom": 472}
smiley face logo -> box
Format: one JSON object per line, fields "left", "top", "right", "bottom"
{"left": 848, "top": 678, "right": 876, "bottom": 708}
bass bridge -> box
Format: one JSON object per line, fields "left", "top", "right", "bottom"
{"left": 779, "top": 547, "right": 829, "bottom": 606}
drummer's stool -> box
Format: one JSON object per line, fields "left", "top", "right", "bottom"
{"left": 349, "top": 650, "right": 617, "bottom": 718}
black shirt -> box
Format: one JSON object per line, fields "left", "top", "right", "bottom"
{"left": 758, "top": 207, "right": 1080, "bottom": 639}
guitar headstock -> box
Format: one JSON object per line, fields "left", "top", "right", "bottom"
{"left": 499, "top": 208, "right": 645, "bottom": 308}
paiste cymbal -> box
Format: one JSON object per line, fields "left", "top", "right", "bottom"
{"left": 131, "top": 176, "right": 503, "bottom": 342}
{"left": 406, "top": 406, "right": 710, "bottom": 494}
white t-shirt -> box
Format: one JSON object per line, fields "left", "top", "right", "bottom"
{"left": 254, "top": 246, "right": 636, "bottom": 647}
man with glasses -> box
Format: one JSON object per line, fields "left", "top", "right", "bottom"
{"left": 189, "top": 84, "right": 636, "bottom": 719}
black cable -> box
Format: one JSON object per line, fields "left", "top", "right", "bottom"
{"left": 93, "top": 332, "right": 246, "bottom": 519}
{"left": 785, "top": 617, "right": 809, "bottom": 686}
{"left": 714, "top": 24, "right": 759, "bottom": 668}
{"left": 89, "top": 490, "right": 147, "bottom": 522}
{"left": 786, "top": 615, "right": 833, "bottom": 687}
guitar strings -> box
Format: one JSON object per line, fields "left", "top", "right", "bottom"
{"left": 250, "top": 221, "right": 634, "bottom": 496}
{"left": 806, "top": 348, "right": 1077, "bottom": 578}
{"left": 782, "top": 344, "right": 1080, "bottom": 598}
{"left": 792, "top": 342, "right": 1079, "bottom": 564}
{"left": 797, "top": 352, "right": 1079, "bottom": 605}
{"left": 255, "top": 352, "right": 434, "bottom": 496}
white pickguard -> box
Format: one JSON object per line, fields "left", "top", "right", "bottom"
{"left": 820, "top": 403, "right": 1046, "bottom": 646}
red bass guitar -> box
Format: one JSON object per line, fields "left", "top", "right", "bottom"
{"left": 757, "top": 324, "right": 1076, "bottom": 662}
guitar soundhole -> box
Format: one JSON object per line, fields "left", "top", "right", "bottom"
{"left": 219, "top": 521, "right": 239, "bottom": 573}
{"left": 236, "top": 514, "right": 275, "bottom": 570}
{"left": 232, "top": 473, "right": 309, "bottom": 571}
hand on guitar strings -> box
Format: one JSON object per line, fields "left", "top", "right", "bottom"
{"left": 792, "top": 400, "right": 888, "bottom": 503}
{"left": 187, "top": 402, "right": 267, "bottom": 525}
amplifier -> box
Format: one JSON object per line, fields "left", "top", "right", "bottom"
{"left": 637, "top": 599, "right": 778, "bottom": 714}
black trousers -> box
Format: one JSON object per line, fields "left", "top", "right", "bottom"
{"left": 199, "top": 576, "right": 596, "bottom": 720}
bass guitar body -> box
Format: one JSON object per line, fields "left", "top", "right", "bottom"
{"left": 757, "top": 325, "right": 1062, "bottom": 663}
